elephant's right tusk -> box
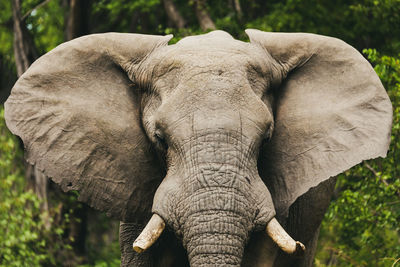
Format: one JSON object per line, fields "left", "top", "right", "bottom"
{"left": 132, "top": 214, "right": 165, "bottom": 253}
{"left": 265, "top": 218, "right": 306, "bottom": 256}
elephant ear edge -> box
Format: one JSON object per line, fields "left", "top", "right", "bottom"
{"left": 5, "top": 33, "right": 172, "bottom": 222}
{"left": 246, "top": 29, "right": 392, "bottom": 217}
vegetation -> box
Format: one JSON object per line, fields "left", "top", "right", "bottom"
{"left": 0, "top": 108, "right": 73, "bottom": 266}
{"left": 0, "top": 0, "right": 399, "bottom": 266}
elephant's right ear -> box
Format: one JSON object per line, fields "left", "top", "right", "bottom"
{"left": 5, "top": 33, "right": 172, "bottom": 222}
{"left": 246, "top": 29, "right": 392, "bottom": 218}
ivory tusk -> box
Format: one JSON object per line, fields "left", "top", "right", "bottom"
{"left": 132, "top": 214, "right": 165, "bottom": 253}
{"left": 265, "top": 218, "right": 306, "bottom": 255}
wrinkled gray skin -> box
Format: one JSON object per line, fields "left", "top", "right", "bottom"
{"left": 144, "top": 33, "right": 277, "bottom": 266}
{"left": 5, "top": 30, "right": 392, "bottom": 267}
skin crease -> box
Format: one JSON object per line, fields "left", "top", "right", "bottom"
{"left": 134, "top": 32, "right": 283, "bottom": 266}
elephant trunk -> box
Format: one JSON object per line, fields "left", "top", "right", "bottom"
{"left": 135, "top": 131, "right": 305, "bottom": 263}
{"left": 181, "top": 188, "right": 254, "bottom": 267}
{"left": 149, "top": 132, "right": 279, "bottom": 265}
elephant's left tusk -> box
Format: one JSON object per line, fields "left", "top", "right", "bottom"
{"left": 132, "top": 214, "right": 165, "bottom": 253}
{"left": 265, "top": 218, "right": 306, "bottom": 256}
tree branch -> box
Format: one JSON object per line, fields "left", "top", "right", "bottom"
{"left": 22, "top": 0, "right": 52, "bottom": 21}
{"left": 364, "top": 162, "right": 400, "bottom": 198}
{"left": 364, "top": 162, "right": 381, "bottom": 179}
{"left": 392, "top": 257, "right": 400, "bottom": 267}
{"left": 325, "top": 246, "right": 363, "bottom": 267}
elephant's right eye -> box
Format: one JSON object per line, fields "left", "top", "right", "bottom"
{"left": 154, "top": 130, "right": 168, "bottom": 151}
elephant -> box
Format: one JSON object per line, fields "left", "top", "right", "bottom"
{"left": 4, "top": 30, "right": 392, "bottom": 266}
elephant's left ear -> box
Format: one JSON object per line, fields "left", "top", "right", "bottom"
{"left": 246, "top": 29, "right": 392, "bottom": 217}
{"left": 5, "top": 33, "right": 172, "bottom": 222}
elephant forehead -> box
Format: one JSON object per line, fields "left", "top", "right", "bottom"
{"left": 151, "top": 36, "right": 269, "bottom": 68}
{"left": 155, "top": 48, "right": 250, "bottom": 70}
{"left": 176, "top": 30, "right": 236, "bottom": 45}
{"left": 146, "top": 43, "right": 274, "bottom": 92}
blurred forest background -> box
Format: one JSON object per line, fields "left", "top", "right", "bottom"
{"left": 0, "top": 0, "right": 399, "bottom": 266}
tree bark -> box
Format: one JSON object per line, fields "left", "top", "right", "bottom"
{"left": 163, "top": 0, "right": 186, "bottom": 29}
{"left": 65, "top": 0, "right": 90, "bottom": 41}
{"left": 21, "top": 0, "right": 51, "bottom": 21}
{"left": 233, "top": 0, "right": 243, "bottom": 21}
{"left": 12, "top": 0, "right": 39, "bottom": 76}
{"left": 129, "top": 10, "right": 140, "bottom": 32}
{"left": 0, "top": 55, "right": 17, "bottom": 104}
{"left": 193, "top": 0, "right": 216, "bottom": 31}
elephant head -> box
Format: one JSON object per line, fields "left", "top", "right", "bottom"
{"left": 5, "top": 30, "right": 392, "bottom": 266}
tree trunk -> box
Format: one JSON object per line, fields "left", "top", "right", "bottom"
{"left": 233, "top": 0, "right": 243, "bottom": 21}
{"left": 129, "top": 11, "right": 141, "bottom": 32}
{"left": 163, "top": 0, "right": 186, "bottom": 29}
{"left": 12, "top": 0, "right": 38, "bottom": 76}
{"left": 0, "top": 55, "right": 17, "bottom": 104}
{"left": 193, "top": 0, "right": 216, "bottom": 31}
{"left": 65, "top": 0, "right": 90, "bottom": 41}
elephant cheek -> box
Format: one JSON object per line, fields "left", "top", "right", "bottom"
{"left": 151, "top": 173, "right": 181, "bottom": 233}
{"left": 252, "top": 176, "right": 277, "bottom": 230}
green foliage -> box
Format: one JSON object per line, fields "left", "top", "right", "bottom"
{"left": 315, "top": 51, "right": 400, "bottom": 267}
{"left": 0, "top": 107, "right": 75, "bottom": 266}
{"left": 245, "top": 0, "right": 400, "bottom": 55}
{"left": 0, "top": 1, "right": 13, "bottom": 57}
{"left": 17, "top": 0, "right": 64, "bottom": 53}
{"left": 80, "top": 212, "right": 121, "bottom": 267}
{"left": 92, "top": 0, "right": 162, "bottom": 33}
{"left": 0, "top": 106, "right": 43, "bottom": 266}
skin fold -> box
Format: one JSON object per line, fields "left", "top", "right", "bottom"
{"left": 4, "top": 30, "right": 392, "bottom": 266}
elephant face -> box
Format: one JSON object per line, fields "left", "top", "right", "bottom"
{"left": 139, "top": 33, "right": 278, "bottom": 265}
{"left": 4, "top": 30, "right": 392, "bottom": 266}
